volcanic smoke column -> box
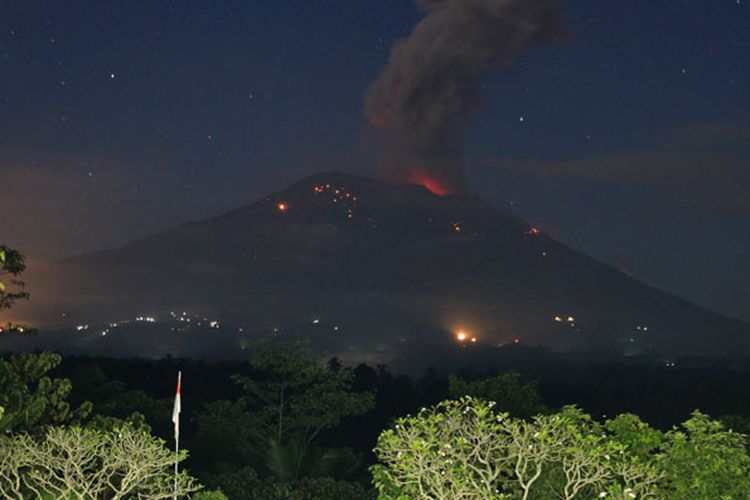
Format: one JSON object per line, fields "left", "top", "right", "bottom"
{"left": 365, "top": 0, "right": 565, "bottom": 194}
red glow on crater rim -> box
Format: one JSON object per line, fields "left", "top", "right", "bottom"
{"left": 401, "top": 170, "right": 454, "bottom": 196}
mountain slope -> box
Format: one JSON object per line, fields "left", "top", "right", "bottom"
{"left": 12, "top": 172, "right": 749, "bottom": 359}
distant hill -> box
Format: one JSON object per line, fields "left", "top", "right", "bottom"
{"left": 7, "top": 172, "right": 749, "bottom": 362}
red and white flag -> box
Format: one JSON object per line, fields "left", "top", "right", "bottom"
{"left": 172, "top": 371, "right": 182, "bottom": 441}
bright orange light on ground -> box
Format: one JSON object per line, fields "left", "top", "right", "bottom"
{"left": 277, "top": 202, "right": 288, "bottom": 212}
{"left": 456, "top": 331, "right": 467, "bottom": 342}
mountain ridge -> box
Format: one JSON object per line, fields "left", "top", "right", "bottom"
{"left": 7, "top": 172, "right": 749, "bottom": 361}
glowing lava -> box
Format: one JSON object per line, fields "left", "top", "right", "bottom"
{"left": 401, "top": 169, "right": 453, "bottom": 196}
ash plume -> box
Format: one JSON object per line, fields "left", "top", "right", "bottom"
{"left": 365, "top": 0, "right": 565, "bottom": 193}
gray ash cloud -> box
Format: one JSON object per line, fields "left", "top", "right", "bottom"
{"left": 365, "top": 0, "right": 565, "bottom": 193}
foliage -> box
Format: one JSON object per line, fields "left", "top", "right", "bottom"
{"left": 2, "top": 350, "right": 748, "bottom": 500}
{"left": 68, "top": 363, "right": 172, "bottom": 435}
{"left": 233, "top": 340, "right": 375, "bottom": 443}
{"left": 193, "top": 341, "right": 374, "bottom": 479}
{"left": 604, "top": 413, "right": 663, "bottom": 457}
{"left": 191, "top": 399, "right": 264, "bottom": 474}
{"left": 265, "top": 436, "right": 361, "bottom": 482}
{"left": 720, "top": 414, "right": 750, "bottom": 435}
{"left": 658, "top": 410, "right": 750, "bottom": 499}
{"left": 535, "top": 407, "right": 661, "bottom": 500}
{"left": 372, "top": 398, "right": 513, "bottom": 500}
{"left": 0, "top": 352, "right": 92, "bottom": 434}
{"left": 448, "top": 372, "right": 548, "bottom": 419}
{"left": 0, "top": 423, "right": 200, "bottom": 499}
{"left": 0, "top": 246, "right": 29, "bottom": 310}
{"left": 372, "top": 398, "right": 661, "bottom": 500}
{"left": 86, "top": 410, "right": 152, "bottom": 433}
{"left": 209, "top": 466, "right": 372, "bottom": 500}
{"left": 193, "top": 489, "right": 229, "bottom": 500}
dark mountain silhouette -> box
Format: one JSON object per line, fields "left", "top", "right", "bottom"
{"left": 10, "top": 172, "right": 749, "bottom": 362}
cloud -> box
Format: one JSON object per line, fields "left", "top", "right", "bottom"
{"left": 658, "top": 122, "right": 750, "bottom": 151}
{"left": 483, "top": 123, "right": 750, "bottom": 216}
{"left": 0, "top": 151, "right": 173, "bottom": 258}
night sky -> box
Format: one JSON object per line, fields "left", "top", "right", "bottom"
{"left": 1, "top": 0, "right": 749, "bottom": 320}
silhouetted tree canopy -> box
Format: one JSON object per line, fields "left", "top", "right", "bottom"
{"left": 0, "top": 246, "right": 29, "bottom": 311}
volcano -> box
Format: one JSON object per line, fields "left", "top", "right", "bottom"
{"left": 7, "top": 172, "right": 749, "bottom": 362}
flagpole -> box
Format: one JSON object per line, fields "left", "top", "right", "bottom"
{"left": 173, "top": 370, "right": 182, "bottom": 500}
{"left": 174, "top": 431, "right": 179, "bottom": 500}
{"left": 174, "top": 430, "right": 179, "bottom": 500}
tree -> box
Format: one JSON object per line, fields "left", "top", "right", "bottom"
{"left": 448, "top": 373, "right": 548, "bottom": 419}
{"left": 605, "top": 413, "right": 663, "bottom": 458}
{"left": 0, "top": 246, "right": 29, "bottom": 311}
{"left": 193, "top": 341, "right": 374, "bottom": 480}
{"left": 210, "top": 467, "right": 372, "bottom": 500}
{"left": 541, "top": 407, "right": 661, "bottom": 500}
{"left": 504, "top": 411, "right": 566, "bottom": 500}
{"left": 0, "top": 423, "right": 201, "bottom": 499}
{"left": 658, "top": 411, "right": 750, "bottom": 499}
{"left": 233, "top": 341, "right": 375, "bottom": 444}
{"left": 0, "top": 352, "right": 92, "bottom": 434}
{"left": 372, "top": 398, "right": 514, "bottom": 500}
{"left": 264, "top": 436, "right": 362, "bottom": 482}
{"left": 372, "top": 399, "right": 661, "bottom": 500}
{"left": 68, "top": 363, "right": 172, "bottom": 436}
{"left": 193, "top": 490, "right": 229, "bottom": 500}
